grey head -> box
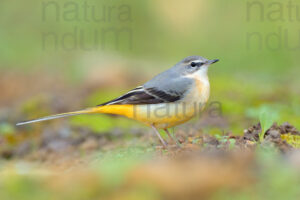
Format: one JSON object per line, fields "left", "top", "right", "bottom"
{"left": 173, "top": 55, "right": 219, "bottom": 76}
{"left": 145, "top": 55, "right": 218, "bottom": 84}
{"left": 146, "top": 56, "right": 219, "bottom": 84}
{"left": 143, "top": 56, "right": 219, "bottom": 99}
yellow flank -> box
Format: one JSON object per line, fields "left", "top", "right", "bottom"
{"left": 90, "top": 104, "right": 135, "bottom": 118}
{"left": 90, "top": 102, "right": 204, "bottom": 129}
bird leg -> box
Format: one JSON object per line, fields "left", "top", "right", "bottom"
{"left": 151, "top": 125, "right": 167, "bottom": 148}
{"left": 164, "top": 128, "right": 181, "bottom": 147}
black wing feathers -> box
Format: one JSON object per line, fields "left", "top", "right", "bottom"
{"left": 98, "top": 87, "right": 182, "bottom": 106}
{"left": 146, "top": 88, "right": 181, "bottom": 102}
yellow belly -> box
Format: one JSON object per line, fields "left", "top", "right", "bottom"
{"left": 134, "top": 103, "right": 202, "bottom": 128}
{"left": 96, "top": 102, "right": 205, "bottom": 129}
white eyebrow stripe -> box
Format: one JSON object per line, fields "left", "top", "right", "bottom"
{"left": 190, "top": 60, "right": 202, "bottom": 63}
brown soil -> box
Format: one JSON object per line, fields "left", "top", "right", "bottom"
{"left": 1, "top": 122, "right": 299, "bottom": 163}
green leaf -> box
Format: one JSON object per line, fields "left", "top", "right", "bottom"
{"left": 258, "top": 106, "right": 279, "bottom": 142}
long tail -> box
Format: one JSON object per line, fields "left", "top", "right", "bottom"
{"left": 16, "top": 105, "right": 134, "bottom": 126}
{"left": 16, "top": 107, "right": 101, "bottom": 126}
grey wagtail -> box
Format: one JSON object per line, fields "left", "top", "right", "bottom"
{"left": 17, "top": 56, "right": 219, "bottom": 147}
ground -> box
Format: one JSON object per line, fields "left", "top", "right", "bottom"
{"left": 0, "top": 72, "right": 299, "bottom": 200}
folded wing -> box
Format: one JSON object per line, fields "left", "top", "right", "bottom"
{"left": 98, "top": 86, "right": 182, "bottom": 106}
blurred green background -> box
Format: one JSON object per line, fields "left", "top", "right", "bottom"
{"left": 0, "top": 1, "right": 300, "bottom": 199}
{"left": 0, "top": 0, "right": 299, "bottom": 131}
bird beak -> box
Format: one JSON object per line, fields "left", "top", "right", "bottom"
{"left": 206, "top": 59, "right": 219, "bottom": 65}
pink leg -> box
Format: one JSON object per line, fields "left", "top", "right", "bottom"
{"left": 164, "top": 128, "right": 180, "bottom": 147}
{"left": 151, "top": 125, "right": 167, "bottom": 147}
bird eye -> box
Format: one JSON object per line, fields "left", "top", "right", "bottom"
{"left": 190, "top": 62, "right": 197, "bottom": 67}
